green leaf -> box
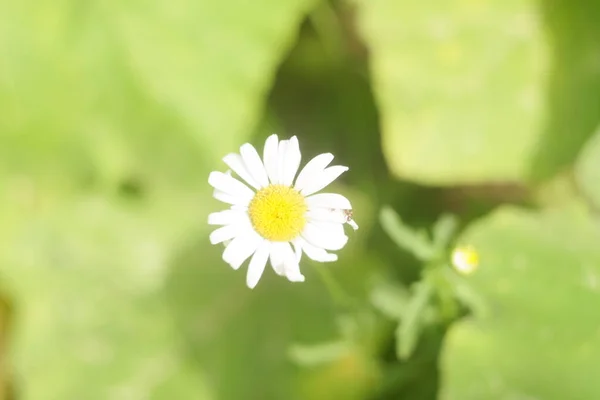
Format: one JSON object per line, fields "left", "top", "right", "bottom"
{"left": 356, "top": 0, "right": 547, "bottom": 185}
{"left": 444, "top": 269, "right": 489, "bottom": 320}
{"left": 432, "top": 214, "right": 459, "bottom": 251}
{"left": 396, "top": 281, "right": 432, "bottom": 360}
{"left": 440, "top": 206, "right": 600, "bottom": 400}
{"left": 380, "top": 206, "right": 435, "bottom": 261}
{"left": 113, "top": 0, "right": 319, "bottom": 156}
{"left": 0, "top": 0, "right": 317, "bottom": 180}
{"left": 289, "top": 341, "right": 350, "bottom": 367}
{"left": 575, "top": 125, "right": 600, "bottom": 208}
{"left": 1, "top": 197, "right": 212, "bottom": 400}
{"left": 529, "top": 1, "right": 600, "bottom": 180}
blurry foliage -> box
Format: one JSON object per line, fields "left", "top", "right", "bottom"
{"left": 0, "top": 291, "right": 13, "bottom": 400}
{"left": 164, "top": 186, "right": 380, "bottom": 400}
{"left": 441, "top": 205, "right": 600, "bottom": 400}
{"left": 530, "top": 0, "right": 600, "bottom": 180}
{"left": 575, "top": 125, "right": 600, "bottom": 209}
{"left": 0, "top": 0, "right": 599, "bottom": 399}
{"left": 356, "top": 0, "right": 548, "bottom": 185}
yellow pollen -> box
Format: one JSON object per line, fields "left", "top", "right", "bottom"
{"left": 248, "top": 184, "right": 307, "bottom": 242}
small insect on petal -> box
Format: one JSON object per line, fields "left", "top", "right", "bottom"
{"left": 343, "top": 209, "right": 359, "bottom": 230}
{"left": 451, "top": 246, "right": 479, "bottom": 275}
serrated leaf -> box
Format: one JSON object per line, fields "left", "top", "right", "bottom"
{"left": 356, "top": 0, "right": 548, "bottom": 185}
{"left": 380, "top": 206, "right": 435, "bottom": 261}
{"left": 440, "top": 206, "right": 600, "bottom": 400}
{"left": 443, "top": 269, "right": 489, "bottom": 320}
{"left": 396, "top": 281, "right": 432, "bottom": 360}
{"left": 432, "top": 214, "right": 459, "bottom": 251}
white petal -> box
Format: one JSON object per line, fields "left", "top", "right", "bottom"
{"left": 223, "top": 153, "right": 260, "bottom": 190}
{"left": 306, "top": 193, "right": 352, "bottom": 210}
{"left": 269, "top": 242, "right": 286, "bottom": 276}
{"left": 286, "top": 268, "right": 305, "bottom": 282}
{"left": 280, "top": 242, "right": 305, "bottom": 283}
{"left": 306, "top": 208, "right": 347, "bottom": 224}
{"left": 291, "top": 239, "right": 303, "bottom": 263}
{"left": 276, "top": 139, "right": 288, "bottom": 184}
{"left": 208, "top": 209, "right": 246, "bottom": 226}
{"left": 240, "top": 143, "right": 269, "bottom": 188}
{"left": 209, "top": 171, "right": 254, "bottom": 201}
{"left": 263, "top": 134, "right": 280, "bottom": 184}
{"left": 347, "top": 219, "right": 359, "bottom": 230}
{"left": 302, "top": 222, "right": 348, "bottom": 251}
{"left": 293, "top": 237, "right": 338, "bottom": 262}
{"left": 282, "top": 136, "right": 301, "bottom": 186}
{"left": 294, "top": 153, "right": 334, "bottom": 192}
{"left": 306, "top": 207, "right": 359, "bottom": 230}
{"left": 300, "top": 165, "right": 348, "bottom": 196}
{"left": 317, "top": 220, "right": 346, "bottom": 237}
{"left": 246, "top": 240, "right": 269, "bottom": 289}
{"left": 222, "top": 231, "right": 262, "bottom": 270}
{"left": 213, "top": 190, "right": 245, "bottom": 206}
{"left": 210, "top": 223, "right": 250, "bottom": 245}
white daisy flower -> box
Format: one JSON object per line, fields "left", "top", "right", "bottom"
{"left": 208, "top": 134, "right": 359, "bottom": 289}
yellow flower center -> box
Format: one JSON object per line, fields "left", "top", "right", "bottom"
{"left": 248, "top": 184, "right": 307, "bottom": 242}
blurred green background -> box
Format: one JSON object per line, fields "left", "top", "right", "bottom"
{"left": 1, "top": 0, "right": 600, "bottom": 399}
